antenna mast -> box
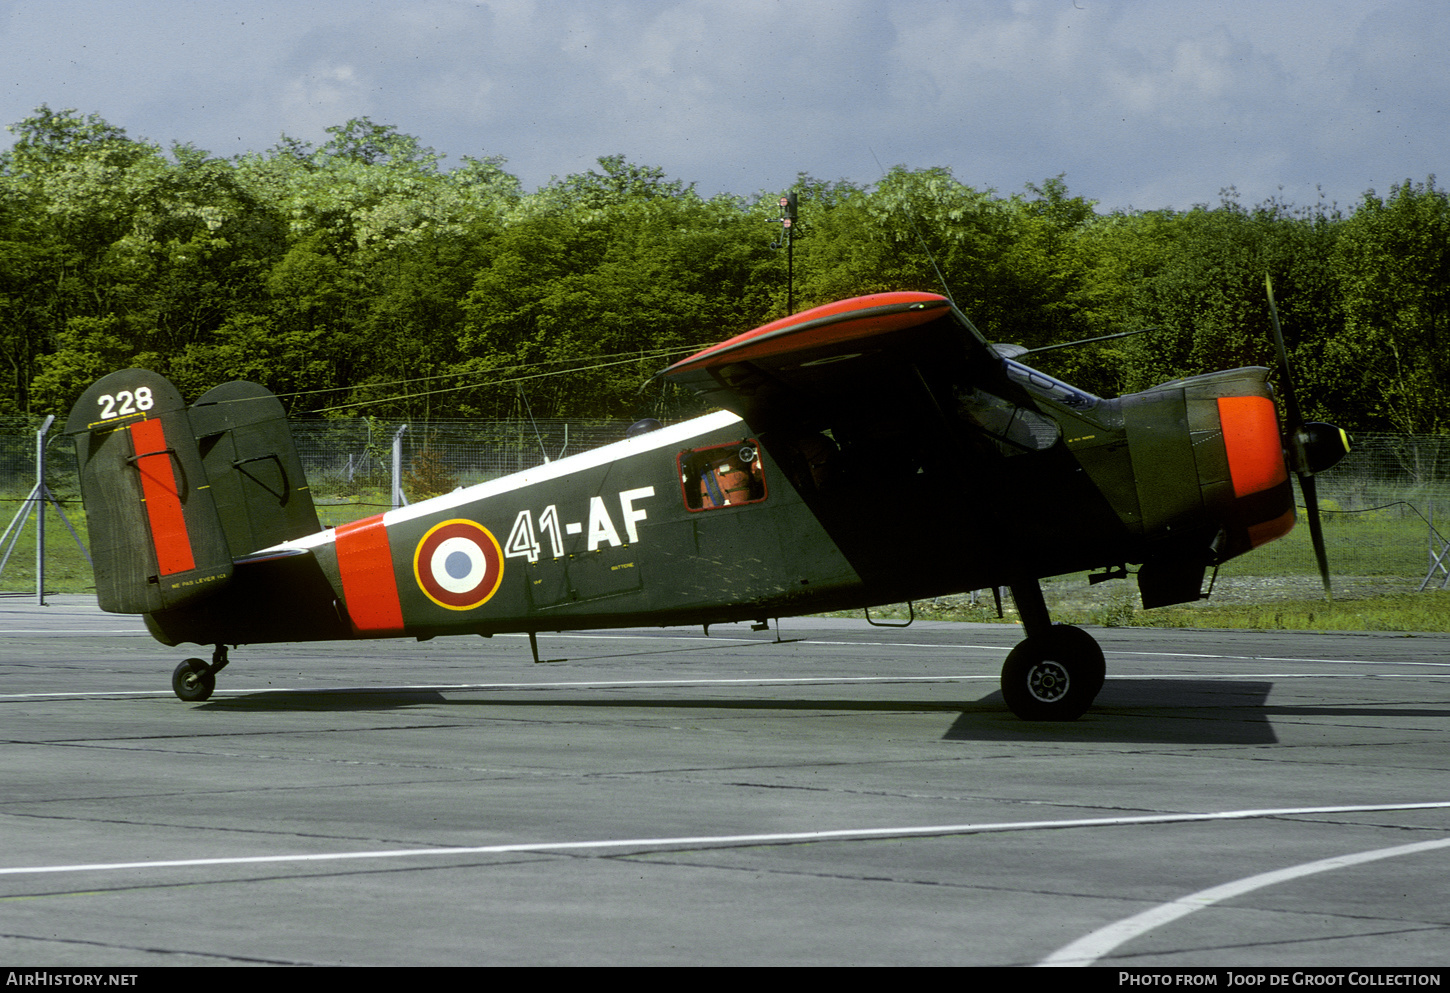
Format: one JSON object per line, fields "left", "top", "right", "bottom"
{"left": 771, "top": 190, "right": 799, "bottom": 314}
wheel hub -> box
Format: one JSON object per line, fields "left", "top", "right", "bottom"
{"left": 1026, "top": 660, "right": 1071, "bottom": 703}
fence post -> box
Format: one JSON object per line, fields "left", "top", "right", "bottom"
{"left": 1423, "top": 502, "right": 1450, "bottom": 592}
{"left": 391, "top": 424, "right": 409, "bottom": 509}
{"left": 0, "top": 415, "right": 85, "bottom": 605}
{"left": 34, "top": 416, "right": 51, "bottom": 604}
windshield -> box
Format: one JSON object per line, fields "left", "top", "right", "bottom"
{"left": 1003, "top": 360, "right": 1099, "bottom": 411}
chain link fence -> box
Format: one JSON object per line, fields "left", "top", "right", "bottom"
{"left": 1228, "top": 432, "right": 1450, "bottom": 595}
{"left": 290, "top": 418, "right": 635, "bottom": 516}
{"left": 4, "top": 416, "right": 1449, "bottom": 597}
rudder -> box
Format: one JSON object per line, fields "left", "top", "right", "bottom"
{"left": 66, "top": 370, "right": 233, "bottom": 614}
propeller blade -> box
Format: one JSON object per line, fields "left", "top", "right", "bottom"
{"left": 1266, "top": 275, "right": 1334, "bottom": 601}
{"left": 1298, "top": 470, "right": 1333, "bottom": 600}
{"left": 1265, "top": 275, "right": 1304, "bottom": 430}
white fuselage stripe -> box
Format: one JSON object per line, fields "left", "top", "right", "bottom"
{"left": 273, "top": 409, "right": 742, "bottom": 552}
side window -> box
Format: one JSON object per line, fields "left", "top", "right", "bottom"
{"left": 679, "top": 441, "right": 768, "bottom": 511}
{"left": 955, "top": 387, "right": 1061, "bottom": 455}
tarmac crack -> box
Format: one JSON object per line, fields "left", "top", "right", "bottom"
{"left": 0, "top": 928, "right": 318, "bottom": 966}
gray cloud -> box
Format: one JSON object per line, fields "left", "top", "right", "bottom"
{"left": 2, "top": 0, "right": 1443, "bottom": 211}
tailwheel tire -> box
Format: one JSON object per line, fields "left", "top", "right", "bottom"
{"left": 172, "top": 658, "right": 216, "bottom": 703}
{"left": 1000, "top": 624, "right": 1105, "bottom": 721}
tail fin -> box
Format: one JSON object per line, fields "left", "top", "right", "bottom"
{"left": 65, "top": 371, "right": 320, "bottom": 615}
{"left": 66, "top": 370, "right": 233, "bottom": 613}
{"left": 188, "top": 380, "right": 320, "bottom": 557}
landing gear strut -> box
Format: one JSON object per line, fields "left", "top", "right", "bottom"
{"left": 171, "top": 644, "right": 230, "bottom": 702}
{"left": 1000, "top": 582, "right": 1106, "bottom": 721}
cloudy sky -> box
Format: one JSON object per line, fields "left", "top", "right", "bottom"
{"left": 2, "top": 0, "right": 1443, "bottom": 213}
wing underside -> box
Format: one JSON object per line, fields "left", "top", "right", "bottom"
{"left": 662, "top": 291, "right": 1036, "bottom": 440}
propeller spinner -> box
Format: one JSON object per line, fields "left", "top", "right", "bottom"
{"left": 1265, "top": 275, "right": 1351, "bottom": 599}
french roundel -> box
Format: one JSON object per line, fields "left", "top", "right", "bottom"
{"left": 413, "top": 519, "right": 505, "bottom": 610}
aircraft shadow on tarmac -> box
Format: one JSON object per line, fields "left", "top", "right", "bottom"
{"left": 198, "top": 689, "right": 450, "bottom": 711}
{"left": 195, "top": 678, "right": 1320, "bottom": 745}
{"left": 947, "top": 679, "right": 1279, "bottom": 744}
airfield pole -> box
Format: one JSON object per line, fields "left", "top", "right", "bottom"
{"left": 785, "top": 192, "right": 794, "bottom": 313}
{"left": 35, "top": 416, "right": 44, "bottom": 604}
{"left": 0, "top": 415, "right": 90, "bottom": 604}
{"left": 772, "top": 191, "right": 799, "bottom": 314}
{"left": 391, "top": 424, "right": 409, "bottom": 508}
{"left": 1421, "top": 503, "right": 1450, "bottom": 591}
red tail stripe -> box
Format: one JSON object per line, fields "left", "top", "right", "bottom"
{"left": 129, "top": 419, "right": 196, "bottom": 576}
{"left": 335, "top": 515, "right": 405, "bottom": 633}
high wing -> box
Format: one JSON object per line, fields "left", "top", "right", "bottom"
{"left": 661, "top": 291, "right": 1130, "bottom": 599}
{"left": 659, "top": 290, "right": 1077, "bottom": 486}
{"left": 660, "top": 291, "right": 1036, "bottom": 434}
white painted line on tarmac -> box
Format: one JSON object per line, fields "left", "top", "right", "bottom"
{"left": 6, "top": 621, "right": 1447, "bottom": 671}
{"left": 1104, "top": 649, "right": 1450, "bottom": 668}
{"left": 1098, "top": 672, "right": 1450, "bottom": 680}
{"left": 1039, "top": 835, "right": 1450, "bottom": 967}
{"left": 554, "top": 633, "right": 1450, "bottom": 669}
{"left": 531, "top": 632, "right": 991, "bottom": 651}
{"left": 515, "top": 632, "right": 761, "bottom": 643}
{"left": 4, "top": 671, "right": 1450, "bottom": 703}
{"left": 0, "top": 674, "right": 998, "bottom": 701}
{"left": 551, "top": 631, "right": 1450, "bottom": 667}
{"left": 2, "top": 801, "right": 1447, "bottom": 880}
{"left": 0, "top": 630, "right": 149, "bottom": 636}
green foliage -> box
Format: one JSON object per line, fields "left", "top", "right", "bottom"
{"left": 791, "top": 168, "right": 1098, "bottom": 370}
{"left": 459, "top": 166, "right": 773, "bottom": 419}
{"left": 406, "top": 440, "right": 458, "bottom": 499}
{"left": 1325, "top": 178, "right": 1450, "bottom": 433}
{"left": 29, "top": 315, "right": 157, "bottom": 413}
{"left": 1114, "top": 193, "right": 1344, "bottom": 408}
{"left": 1106, "top": 591, "right": 1450, "bottom": 633}
{"left": 2, "top": 102, "right": 1448, "bottom": 435}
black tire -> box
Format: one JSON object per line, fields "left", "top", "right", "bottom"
{"left": 172, "top": 658, "right": 216, "bottom": 703}
{"left": 1047, "top": 623, "right": 1106, "bottom": 700}
{"left": 999, "top": 625, "right": 1105, "bottom": 721}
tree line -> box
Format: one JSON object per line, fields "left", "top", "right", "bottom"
{"left": 2, "top": 105, "right": 1447, "bottom": 434}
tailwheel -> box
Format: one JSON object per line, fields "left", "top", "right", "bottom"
{"left": 171, "top": 658, "right": 216, "bottom": 703}
{"left": 1000, "top": 624, "right": 1105, "bottom": 721}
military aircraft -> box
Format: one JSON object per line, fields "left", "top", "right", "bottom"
{"left": 64, "top": 286, "right": 1348, "bottom": 720}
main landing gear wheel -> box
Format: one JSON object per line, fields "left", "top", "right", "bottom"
{"left": 1000, "top": 624, "right": 1105, "bottom": 721}
{"left": 171, "top": 658, "right": 216, "bottom": 703}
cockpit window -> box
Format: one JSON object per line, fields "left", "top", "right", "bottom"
{"left": 679, "top": 441, "right": 768, "bottom": 511}
{"left": 957, "top": 388, "right": 1061, "bottom": 453}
